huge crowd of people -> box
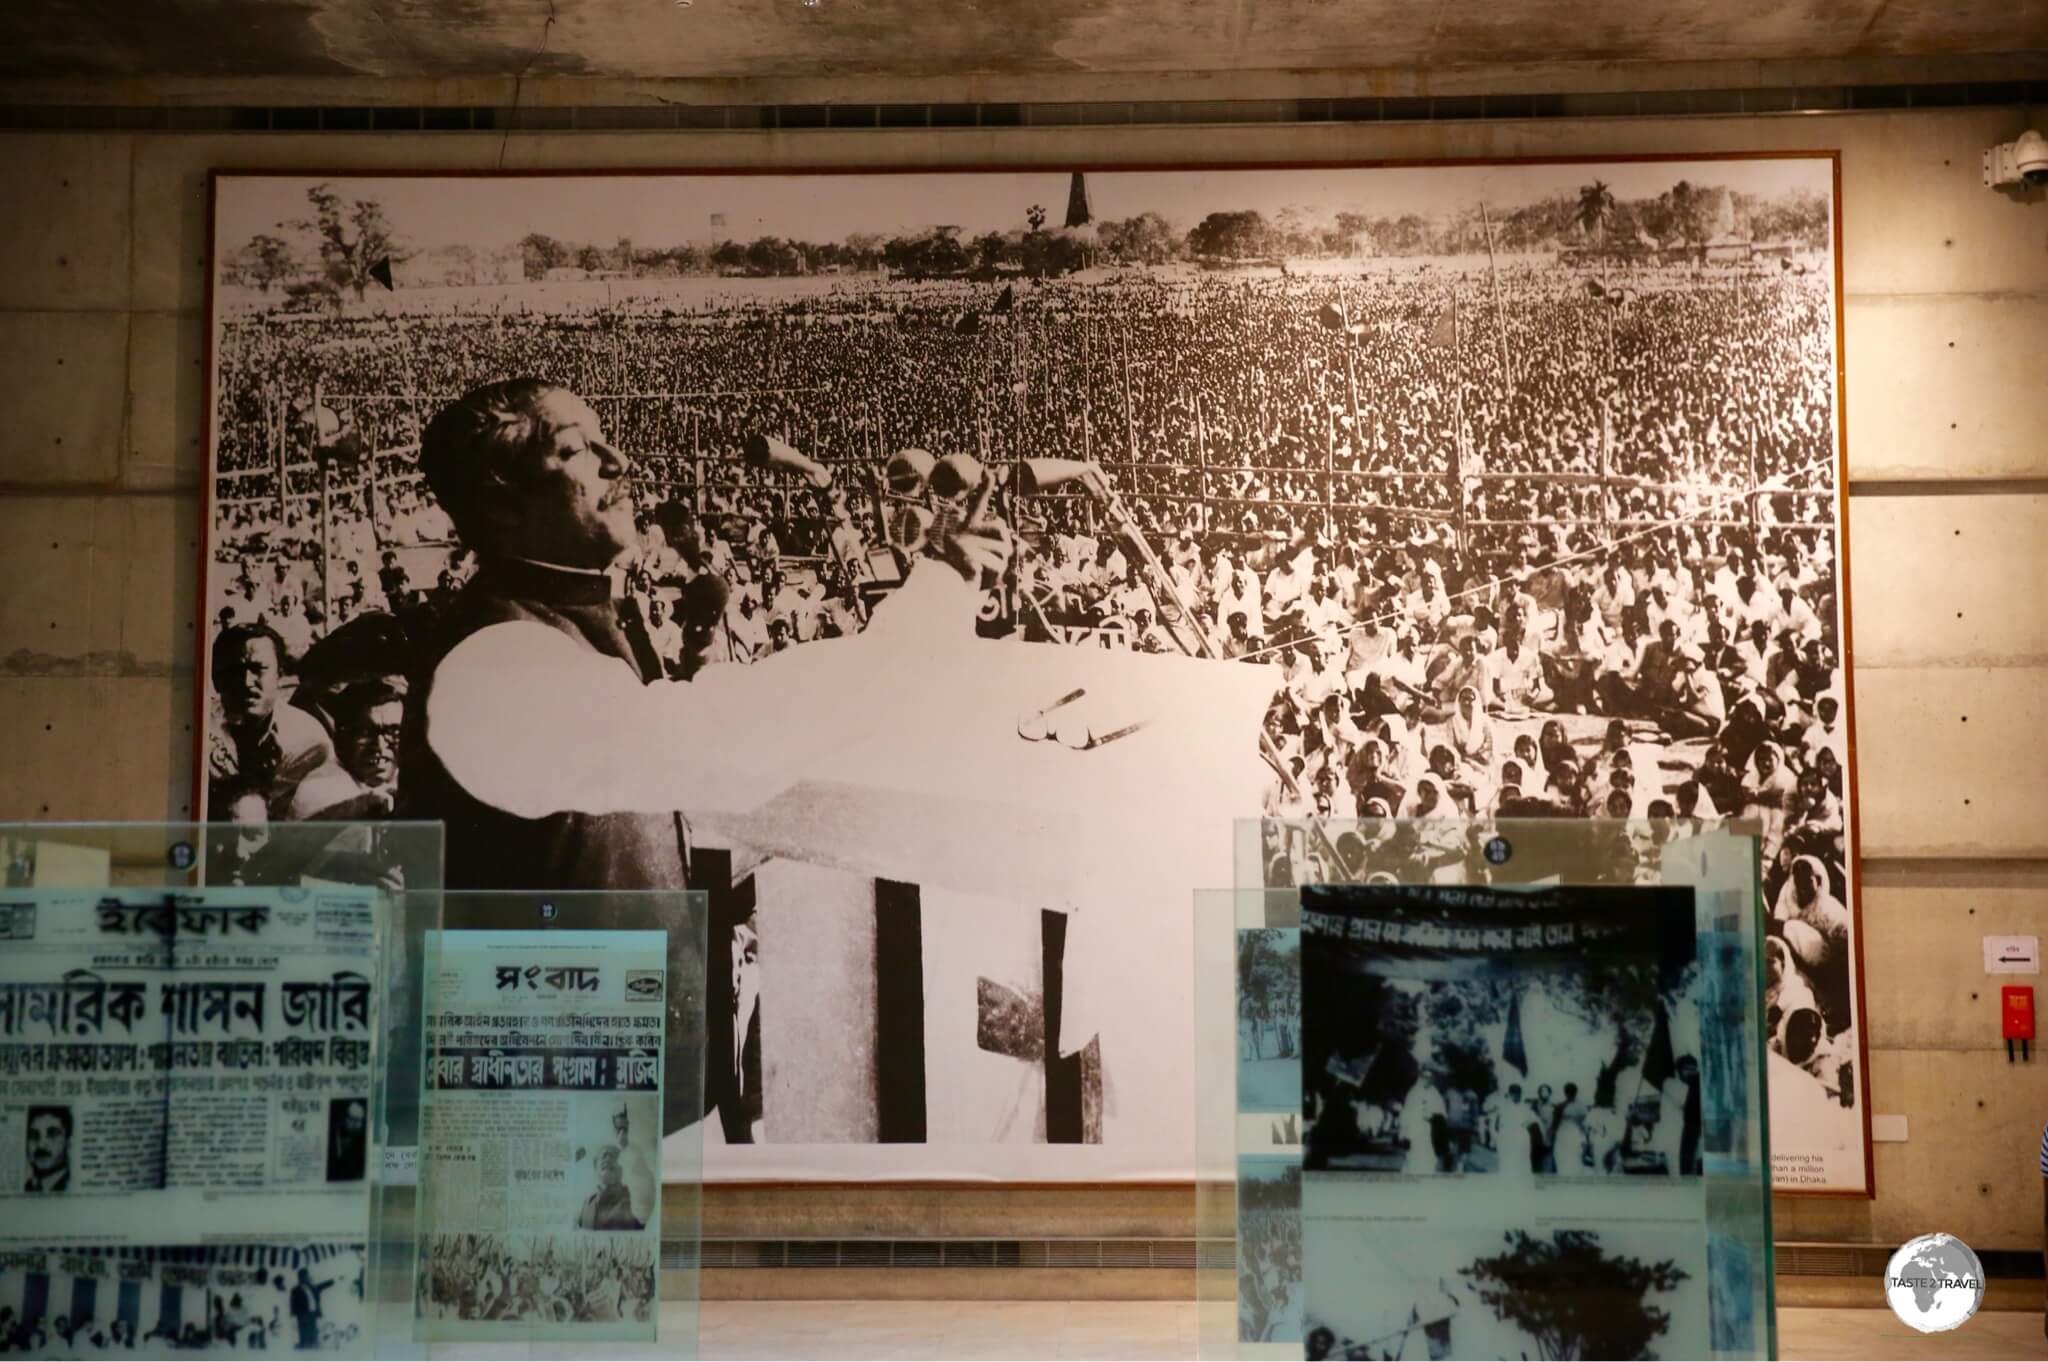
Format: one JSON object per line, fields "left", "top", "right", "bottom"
{"left": 1239, "top": 1205, "right": 1304, "bottom": 1343}
{"left": 416, "top": 1235, "right": 656, "bottom": 1327}
{"left": 207, "top": 254, "right": 1854, "bottom": 1112}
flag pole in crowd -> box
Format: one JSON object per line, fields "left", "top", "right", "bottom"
{"left": 1451, "top": 295, "right": 1467, "bottom": 554}
{"left": 1081, "top": 304, "right": 1093, "bottom": 468}
{"left": 1121, "top": 322, "right": 1138, "bottom": 466}
{"left": 314, "top": 377, "right": 333, "bottom": 616}
{"left": 1479, "top": 200, "right": 1514, "bottom": 391}
{"left": 364, "top": 420, "right": 384, "bottom": 553}
{"left": 270, "top": 381, "right": 287, "bottom": 532}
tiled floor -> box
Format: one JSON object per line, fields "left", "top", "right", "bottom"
{"left": 439, "top": 1300, "right": 2048, "bottom": 1359}
{"left": 699, "top": 1301, "right": 1197, "bottom": 1359}
{"left": 686, "top": 1300, "right": 2048, "bottom": 1360}
{"left": 1779, "top": 1307, "right": 2048, "bottom": 1361}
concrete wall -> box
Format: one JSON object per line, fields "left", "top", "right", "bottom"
{"left": 1, "top": 104, "right": 2043, "bottom": 1247}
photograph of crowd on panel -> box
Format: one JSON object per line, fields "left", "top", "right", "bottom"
{"left": 1295, "top": 881, "right": 1758, "bottom": 1361}
{"left": 199, "top": 157, "right": 1861, "bottom": 1190}
{"left": 1297, "top": 883, "right": 1714, "bottom": 1183}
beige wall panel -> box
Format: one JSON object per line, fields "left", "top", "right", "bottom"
{"left": 1861, "top": 1048, "right": 2048, "bottom": 1250}
{"left": 1860, "top": 882, "right": 2048, "bottom": 1051}
{"left": 1843, "top": 293, "right": 2048, "bottom": 483}
{"left": 0, "top": 310, "right": 129, "bottom": 486}
{"left": 0, "top": 136, "right": 133, "bottom": 313}
{"left": 1845, "top": 493, "right": 2048, "bottom": 668}
{"left": 1851, "top": 665, "right": 2048, "bottom": 859}
{"left": 125, "top": 311, "right": 207, "bottom": 489}
{"left": 131, "top": 134, "right": 505, "bottom": 314}
{"left": 0, "top": 498, "right": 98, "bottom": 668}
{"left": 693, "top": 1265, "right": 1195, "bottom": 1301}
{"left": 1770, "top": 1193, "right": 1875, "bottom": 1244}
{"left": 933, "top": 1184, "right": 1197, "bottom": 1239}
{"left": 1833, "top": 111, "right": 2048, "bottom": 299}
{"left": 89, "top": 494, "right": 200, "bottom": 678}
{"left": 0, "top": 494, "right": 195, "bottom": 679}
{"left": 699, "top": 1183, "right": 945, "bottom": 1240}
{"left": 0, "top": 677, "right": 192, "bottom": 822}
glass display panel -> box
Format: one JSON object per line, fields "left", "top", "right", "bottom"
{"left": 1195, "top": 887, "right": 1307, "bottom": 1362}
{"left": 1202, "top": 819, "right": 1772, "bottom": 1360}
{"left": 413, "top": 892, "right": 706, "bottom": 1360}
{"left": 0, "top": 821, "right": 441, "bottom": 1361}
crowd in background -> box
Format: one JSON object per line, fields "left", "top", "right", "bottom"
{"left": 416, "top": 1235, "right": 655, "bottom": 1326}
{"left": 206, "top": 259, "right": 1853, "bottom": 1107}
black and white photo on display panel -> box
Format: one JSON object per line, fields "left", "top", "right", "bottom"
{"left": 1297, "top": 883, "right": 1715, "bottom": 1183}
{"left": 1238, "top": 927, "right": 1303, "bottom": 1114}
{"left": 0, "top": 1243, "right": 369, "bottom": 1358}
{"left": 1237, "top": 1156, "right": 1303, "bottom": 1346}
{"left": 414, "top": 1234, "right": 657, "bottom": 1329}
{"left": 1300, "top": 1214, "right": 1713, "bottom": 1362}
{"left": 199, "top": 157, "right": 1864, "bottom": 1190}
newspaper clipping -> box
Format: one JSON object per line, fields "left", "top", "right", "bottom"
{"left": 415, "top": 930, "right": 665, "bottom": 1341}
{"left": 0, "top": 887, "right": 381, "bottom": 1357}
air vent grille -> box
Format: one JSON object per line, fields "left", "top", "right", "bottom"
{"left": 0, "top": 81, "right": 2039, "bottom": 134}
{"left": 673, "top": 1238, "right": 2048, "bottom": 1278}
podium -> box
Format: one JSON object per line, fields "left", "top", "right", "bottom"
{"left": 695, "top": 636, "right": 1276, "bottom": 1174}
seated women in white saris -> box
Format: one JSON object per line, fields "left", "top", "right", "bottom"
{"left": 1446, "top": 685, "right": 1494, "bottom": 772}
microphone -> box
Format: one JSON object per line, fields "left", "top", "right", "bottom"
{"left": 742, "top": 432, "right": 832, "bottom": 490}
{"left": 927, "top": 452, "right": 986, "bottom": 501}
{"left": 885, "top": 447, "right": 936, "bottom": 498}
{"left": 1016, "top": 457, "right": 1101, "bottom": 496}
{"left": 925, "top": 454, "right": 988, "bottom": 556}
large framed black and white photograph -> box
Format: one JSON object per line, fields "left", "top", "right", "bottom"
{"left": 198, "top": 155, "right": 1865, "bottom": 1193}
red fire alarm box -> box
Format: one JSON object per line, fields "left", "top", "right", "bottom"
{"left": 2002, "top": 985, "right": 2035, "bottom": 1040}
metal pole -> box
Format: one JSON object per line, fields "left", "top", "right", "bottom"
{"left": 1122, "top": 325, "right": 1137, "bottom": 466}
{"left": 319, "top": 460, "right": 333, "bottom": 619}
{"left": 1479, "top": 201, "right": 1512, "bottom": 391}
{"left": 1451, "top": 296, "right": 1466, "bottom": 554}
{"left": 273, "top": 386, "right": 288, "bottom": 531}
{"left": 364, "top": 417, "right": 383, "bottom": 553}
{"left": 1340, "top": 297, "right": 1361, "bottom": 545}
{"left": 1082, "top": 307, "right": 1093, "bottom": 465}
{"left": 1600, "top": 399, "right": 1613, "bottom": 535}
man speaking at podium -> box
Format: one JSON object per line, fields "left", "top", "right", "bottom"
{"left": 400, "top": 377, "right": 1011, "bottom": 893}
{"left": 401, "top": 377, "right": 1270, "bottom": 1158}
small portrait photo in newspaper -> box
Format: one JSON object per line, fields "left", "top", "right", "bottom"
{"left": 573, "top": 1094, "right": 659, "bottom": 1233}
{"left": 21, "top": 1105, "right": 72, "bottom": 1195}
{"left": 325, "top": 1097, "right": 368, "bottom": 1184}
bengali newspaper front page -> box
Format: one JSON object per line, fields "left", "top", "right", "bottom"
{"left": 415, "top": 929, "right": 666, "bottom": 1342}
{"left": 0, "top": 887, "right": 382, "bottom": 1357}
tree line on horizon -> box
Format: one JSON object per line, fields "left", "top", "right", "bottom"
{"left": 221, "top": 179, "right": 1831, "bottom": 295}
